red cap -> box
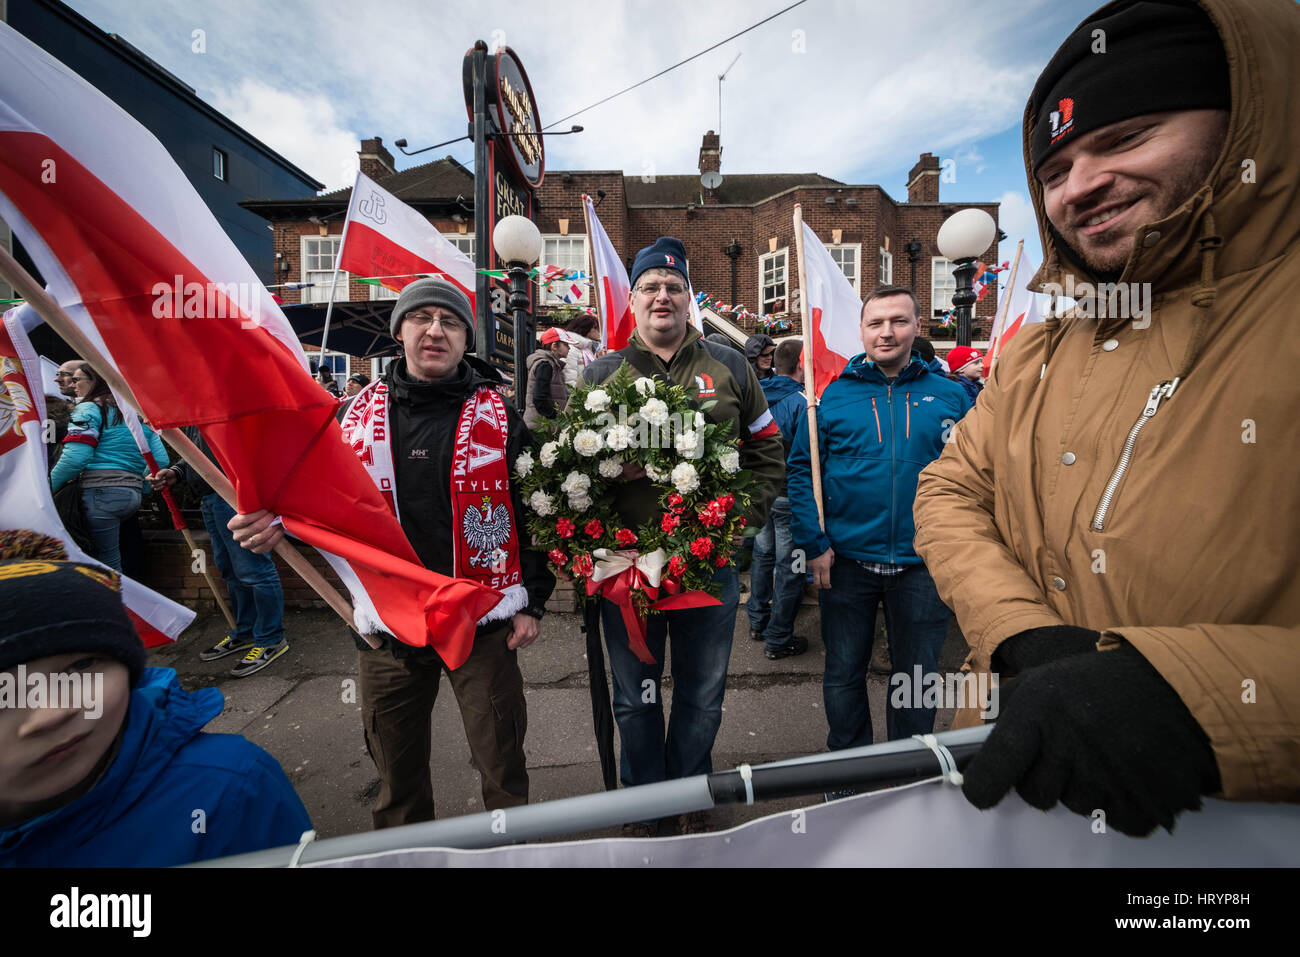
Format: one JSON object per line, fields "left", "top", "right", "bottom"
{"left": 945, "top": 346, "right": 982, "bottom": 374}
{"left": 540, "top": 327, "right": 562, "bottom": 345}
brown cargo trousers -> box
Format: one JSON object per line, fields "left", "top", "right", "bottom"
{"left": 357, "top": 624, "right": 528, "bottom": 829}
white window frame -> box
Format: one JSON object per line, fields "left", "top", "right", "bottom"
{"left": 301, "top": 235, "right": 346, "bottom": 304}
{"left": 828, "top": 243, "right": 861, "bottom": 294}
{"left": 370, "top": 356, "right": 398, "bottom": 380}
{"left": 538, "top": 235, "right": 589, "bottom": 306}
{"left": 879, "top": 247, "right": 893, "bottom": 285}
{"left": 314, "top": 351, "right": 350, "bottom": 393}
{"left": 931, "top": 256, "right": 957, "bottom": 317}
{"left": 212, "top": 147, "right": 227, "bottom": 181}
{"left": 759, "top": 247, "right": 789, "bottom": 315}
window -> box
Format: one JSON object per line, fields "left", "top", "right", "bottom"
{"left": 539, "top": 236, "right": 588, "bottom": 305}
{"left": 212, "top": 148, "right": 227, "bottom": 181}
{"left": 828, "top": 244, "right": 861, "bottom": 293}
{"left": 312, "top": 351, "right": 350, "bottom": 393}
{"left": 301, "top": 236, "right": 347, "bottom": 303}
{"left": 879, "top": 248, "right": 893, "bottom": 285}
{"left": 759, "top": 247, "right": 788, "bottom": 314}
{"left": 370, "top": 356, "right": 398, "bottom": 380}
{"left": 931, "top": 257, "right": 957, "bottom": 317}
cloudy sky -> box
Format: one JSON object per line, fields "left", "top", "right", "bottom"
{"left": 63, "top": 0, "right": 1108, "bottom": 268}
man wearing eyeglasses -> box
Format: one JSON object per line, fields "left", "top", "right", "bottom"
{"left": 578, "top": 237, "right": 785, "bottom": 835}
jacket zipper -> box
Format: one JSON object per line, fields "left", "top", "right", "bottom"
{"left": 905, "top": 392, "right": 911, "bottom": 440}
{"left": 1090, "top": 378, "right": 1180, "bottom": 531}
{"left": 870, "top": 397, "right": 883, "bottom": 442}
{"left": 888, "top": 385, "right": 896, "bottom": 563}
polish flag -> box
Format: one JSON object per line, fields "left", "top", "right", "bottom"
{"left": 339, "top": 169, "right": 476, "bottom": 304}
{"left": 983, "top": 252, "right": 1044, "bottom": 378}
{"left": 798, "top": 218, "right": 863, "bottom": 399}
{"left": 584, "top": 195, "right": 634, "bottom": 351}
{"left": 0, "top": 22, "right": 501, "bottom": 666}
{"left": 1, "top": 308, "right": 192, "bottom": 648}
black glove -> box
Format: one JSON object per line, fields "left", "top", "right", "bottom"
{"left": 992, "top": 625, "right": 1101, "bottom": 677}
{"left": 963, "top": 644, "right": 1222, "bottom": 837}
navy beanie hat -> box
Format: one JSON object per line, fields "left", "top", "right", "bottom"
{"left": 390, "top": 277, "right": 476, "bottom": 351}
{"left": 1030, "top": 1, "right": 1229, "bottom": 172}
{"left": 630, "top": 237, "right": 690, "bottom": 289}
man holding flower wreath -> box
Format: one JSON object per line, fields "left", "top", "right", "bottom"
{"left": 576, "top": 237, "right": 785, "bottom": 834}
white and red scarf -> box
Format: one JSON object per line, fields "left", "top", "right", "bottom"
{"left": 341, "top": 379, "right": 526, "bottom": 625}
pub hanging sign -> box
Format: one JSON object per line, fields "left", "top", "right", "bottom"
{"left": 491, "top": 47, "right": 545, "bottom": 189}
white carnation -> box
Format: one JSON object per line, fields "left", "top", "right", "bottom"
{"left": 560, "top": 470, "right": 591, "bottom": 495}
{"left": 598, "top": 457, "right": 624, "bottom": 479}
{"left": 673, "top": 429, "right": 701, "bottom": 457}
{"left": 585, "top": 389, "right": 612, "bottom": 412}
{"left": 671, "top": 462, "right": 700, "bottom": 494}
{"left": 633, "top": 377, "right": 656, "bottom": 397}
{"left": 573, "top": 429, "right": 604, "bottom": 457}
{"left": 529, "top": 490, "right": 555, "bottom": 516}
{"left": 567, "top": 492, "right": 592, "bottom": 512}
{"left": 604, "top": 424, "right": 633, "bottom": 451}
{"left": 644, "top": 462, "right": 668, "bottom": 483}
{"left": 719, "top": 450, "right": 741, "bottom": 474}
{"left": 539, "top": 442, "right": 560, "bottom": 468}
{"left": 514, "top": 451, "right": 534, "bottom": 478}
{"left": 640, "top": 398, "right": 670, "bottom": 427}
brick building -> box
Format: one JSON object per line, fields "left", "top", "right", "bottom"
{"left": 244, "top": 133, "right": 1001, "bottom": 388}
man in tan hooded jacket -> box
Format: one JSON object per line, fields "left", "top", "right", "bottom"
{"left": 914, "top": 0, "right": 1299, "bottom": 836}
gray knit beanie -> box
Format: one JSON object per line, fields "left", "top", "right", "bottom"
{"left": 390, "top": 278, "right": 475, "bottom": 350}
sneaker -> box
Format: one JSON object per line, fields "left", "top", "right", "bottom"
{"left": 749, "top": 628, "right": 765, "bottom": 642}
{"left": 229, "top": 642, "right": 289, "bottom": 678}
{"left": 677, "top": 810, "right": 712, "bottom": 835}
{"left": 765, "top": 635, "right": 809, "bottom": 660}
{"left": 199, "top": 634, "right": 256, "bottom": 662}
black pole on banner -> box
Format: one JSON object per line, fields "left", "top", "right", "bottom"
{"left": 581, "top": 599, "right": 618, "bottom": 791}
{"left": 471, "top": 40, "right": 491, "bottom": 361}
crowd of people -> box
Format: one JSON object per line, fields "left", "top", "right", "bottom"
{"left": 3, "top": 0, "right": 1296, "bottom": 866}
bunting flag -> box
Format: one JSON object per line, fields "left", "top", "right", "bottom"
{"left": 798, "top": 217, "right": 863, "bottom": 398}
{"left": 337, "top": 169, "right": 477, "bottom": 305}
{"left": 0, "top": 22, "right": 502, "bottom": 667}
{"left": 983, "top": 251, "right": 1044, "bottom": 377}
{"left": 1, "top": 306, "right": 192, "bottom": 648}
{"left": 583, "top": 194, "right": 633, "bottom": 351}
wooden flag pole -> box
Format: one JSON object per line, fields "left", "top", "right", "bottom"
{"left": 0, "top": 244, "right": 380, "bottom": 648}
{"left": 988, "top": 239, "right": 1024, "bottom": 373}
{"left": 792, "top": 204, "right": 825, "bottom": 531}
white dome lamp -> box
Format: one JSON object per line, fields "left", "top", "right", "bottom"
{"left": 936, "top": 208, "right": 997, "bottom": 347}
{"left": 492, "top": 215, "right": 544, "bottom": 410}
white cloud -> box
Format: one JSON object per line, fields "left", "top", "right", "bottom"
{"left": 995, "top": 190, "right": 1045, "bottom": 279}
{"left": 208, "top": 79, "right": 361, "bottom": 191}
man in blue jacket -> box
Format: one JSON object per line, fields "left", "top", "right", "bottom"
{"left": 789, "top": 286, "right": 972, "bottom": 748}
{"left": 747, "top": 337, "right": 811, "bottom": 659}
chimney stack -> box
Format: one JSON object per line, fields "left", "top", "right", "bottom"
{"left": 907, "top": 152, "right": 941, "bottom": 203}
{"left": 358, "top": 137, "right": 396, "bottom": 180}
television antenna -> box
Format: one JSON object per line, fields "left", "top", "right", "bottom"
{"left": 718, "top": 52, "right": 742, "bottom": 136}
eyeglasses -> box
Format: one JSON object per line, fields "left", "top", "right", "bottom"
{"left": 760, "top": 350, "right": 776, "bottom": 359}
{"left": 54, "top": 372, "right": 75, "bottom": 379}
{"left": 635, "top": 282, "right": 688, "bottom": 298}
{"left": 405, "top": 312, "right": 465, "bottom": 332}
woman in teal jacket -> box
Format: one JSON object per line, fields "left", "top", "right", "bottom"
{"left": 49, "top": 363, "right": 168, "bottom": 571}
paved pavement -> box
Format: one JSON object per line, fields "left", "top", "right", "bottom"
{"left": 150, "top": 578, "right": 970, "bottom": 844}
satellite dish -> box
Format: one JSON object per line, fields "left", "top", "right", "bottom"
{"left": 701, "top": 171, "right": 723, "bottom": 190}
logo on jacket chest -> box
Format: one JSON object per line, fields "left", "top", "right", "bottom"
{"left": 407, "top": 448, "right": 429, "bottom": 461}
{"left": 694, "top": 372, "right": 716, "bottom": 398}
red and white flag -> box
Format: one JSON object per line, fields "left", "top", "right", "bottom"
{"left": 1, "top": 307, "right": 192, "bottom": 648}
{"left": 983, "top": 252, "right": 1044, "bottom": 378}
{"left": 798, "top": 217, "right": 863, "bottom": 399}
{"left": 0, "top": 22, "right": 501, "bottom": 666}
{"left": 339, "top": 170, "right": 476, "bottom": 303}
{"left": 583, "top": 194, "right": 633, "bottom": 351}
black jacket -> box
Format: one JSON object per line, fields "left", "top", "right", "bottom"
{"left": 169, "top": 425, "right": 219, "bottom": 497}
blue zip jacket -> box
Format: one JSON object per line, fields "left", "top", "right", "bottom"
{"left": 49, "top": 400, "right": 169, "bottom": 491}
{"left": 0, "top": 668, "right": 310, "bottom": 867}
{"left": 760, "top": 374, "right": 808, "bottom": 494}
{"left": 788, "top": 355, "right": 972, "bottom": 563}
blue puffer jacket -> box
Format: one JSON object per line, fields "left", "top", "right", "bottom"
{"left": 788, "top": 355, "right": 971, "bottom": 564}
{"left": 760, "top": 374, "right": 808, "bottom": 493}
{"left": 0, "top": 668, "right": 310, "bottom": 867}
{"left": 48, "top": 400, "right": 169, "bottom": 491}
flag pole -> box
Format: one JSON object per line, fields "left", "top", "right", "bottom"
{"left": 988, "top": 239, "right": 1023, "bottom": 373}
{"left": 0, "top": 244, "right": 378, "bottom": 648}
{"left": 581, "top": 195, "right": 605, "bottom": 349}
{"left": 317, "top": 172, "right": 361, "bottom": 366}
{"left": 792, "top": 204, "right": 825, "bottom": 531}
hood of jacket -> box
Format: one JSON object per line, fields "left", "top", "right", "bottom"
{"left": 760, "top": 374, "right": 804, "bottom": 404}
{"left": 744, "top": 334, "right": 775, "bottom": 361}
{"left": 0, "top": 667, "right": 221, "bottom": 857}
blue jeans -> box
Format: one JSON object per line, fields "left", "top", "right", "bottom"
{"left": 201, "top": 493, "right": 285, "bottom": 647}
{"left": 601, "top": 567, "right": 739, "bottom": 787}
{"left": 81, "top": 485, "right": 141, "bottom": 572}
{"left": 744, "top": 496, "right": 804, "bottom": 652}
{"left": 819, "top": 560, "right": 951, "bottom": 748}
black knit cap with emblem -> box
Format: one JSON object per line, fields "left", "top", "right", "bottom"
{"left": 1029, "top": 0, "right": 1229, "bottom": 173}
{"left": 0, "top": 530, "right": 146, "bottom": 685}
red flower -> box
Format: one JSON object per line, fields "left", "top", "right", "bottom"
{"left": 717, "top": 494, "right": 736, "bottom": 512}
{"left": 737, "top": 517, "right": 747, "bottom": 529}
{"left": 667, "top": 555, "right": 687, "bottom": 577}
{"left": 547, "top": 548, "right": 569, "bottom": 566}
{"left": 698, "top": 505, "right": 725, "bottom": 528}
{"left": 615, "top": 528, "right": 638, "bottom": 547}
{"left": 584, "top": 519, "right": 605, "bottom": 538}
{"left": 690, "top": 537, "right": 713, "bottom": 558}
{"left": 572, "top": 554, "right": 594, "bottom": 578}
{"left": 556, "top": 517, "right": 576, "bottom": 539}
{"left": 668, "top": 493, "right": 684, "bottom": 508}
{"left": 661, "top": 512, "right": 681, "bottom": 534}
{"left": 714, "top": 552, "right": 730, "bottom": 568}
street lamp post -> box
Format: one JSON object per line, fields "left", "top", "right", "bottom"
{"left": 492, "top": 215, "right": 544, "bottom": 411}
{"left": 936, "top": 209, "right": 997, "bottom": 348}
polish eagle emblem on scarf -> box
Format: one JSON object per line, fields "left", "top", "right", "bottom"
{"left": 462, "top": 495, "right": 513, "bottom": 569}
